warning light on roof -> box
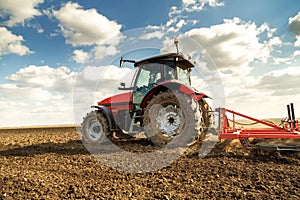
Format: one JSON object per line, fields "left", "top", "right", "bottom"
{"left": 174, "top": 38, "right": 179, "bottom": 54}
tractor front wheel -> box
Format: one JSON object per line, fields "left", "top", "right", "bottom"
{"left": 81, "top": 111, "right": 111, "bottom": 145}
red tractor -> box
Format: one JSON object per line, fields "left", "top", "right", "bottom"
{"left": 81, "top": 52, "right": 211, "bottom": 149}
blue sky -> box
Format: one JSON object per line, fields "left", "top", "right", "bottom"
{"left": 1, "top": 0, "right": 300, "bottom": 126}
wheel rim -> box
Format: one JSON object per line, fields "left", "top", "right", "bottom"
{"left": 88, "top": 119, "right": 103, "bottom": 141}
{"left": 156, "top": 105, "right": 183, "bottom": 137}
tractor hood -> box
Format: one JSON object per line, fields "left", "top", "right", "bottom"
{"left": 98, "top": 92, "right": 133, "bottom": 107}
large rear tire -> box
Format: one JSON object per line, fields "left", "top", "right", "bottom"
{"left": 143, "top": 91, "right": 203, "bottom": 148}
{"left": 184, "top": 99, "right": 212, "bottom": 156}
{"left": 81, "top": 111, "right": 111, "bottom": 145}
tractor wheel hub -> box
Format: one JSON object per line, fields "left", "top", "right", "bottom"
{"left": 88, "top": 119, "right": 103, "bottom": 141}
{"left": 156, "top": 105, "right": 182, "bottom": 137}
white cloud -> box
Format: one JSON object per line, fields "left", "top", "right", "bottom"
{"left": 1, "top": 64, "right": 134, "bottom": 127}
{"left": 182, "top": 0, "right": 197, "bottom": 6}
{"left": 293, "top": 50, "right": 300, "bottom": 57}
{"left": 28, "top": 23, "right": 44, "bottom": 33}
{"left": 140, "top": 29, "right": 165, "bottom": 40}
{"left": 208, "top": 66, "right": 300, "bottom": 119}
{"left": 0, "top": 27, "right": 33, "bottom": 56}
{"left": 170, "top": 0, "right": 224, "bottom": 16}
{"left": 92, "top": 45, "right": 120, "bottom": 61}
{"left": 0, "top": 0, "right": 44, "bottom": 26}
{"left": 176, "top": 19, "right": 186, "bottom": 29}
{"left": 0, "top": 82, "right": 74, "bottom": 127}
{"left": 273, "top": 57, "right": 292, "bottom": 65}
{"left": 140, "top": 18, "right": 199, "bottom": 41}
{"left": 219, "top": 65, "right": 300, "bottom": 119}
{"left": 183, "top": 18, "right": 281, "bottom": 70}
{"left": 250, "top": 66, "right": 300, "bottom": 96}
{"left": 288, "top": 11, "right": 300, "bottom": 47}
{"left": 52, "top": 2, "right": 122, "bottom": 46}
{"left": 72, "top": 49, "right": 90, "bottom": 63}
{"left": 6, "top": 65, "right": 77, "bottom": 92}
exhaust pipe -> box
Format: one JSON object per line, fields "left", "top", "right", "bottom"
{"left": 290, "top": 103, "right": 296, "bottom": 122}
{"left": 287, "top": 103, "right": 296, "bottom": 128}
{"left": 287, "top": 104, "right": 292, "bottom": 121}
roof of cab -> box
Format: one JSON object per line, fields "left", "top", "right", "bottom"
{"left": 134, "top": 53, "right": 195, "bottom": 69}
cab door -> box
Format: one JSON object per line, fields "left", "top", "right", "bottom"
{"left": 132, "top": 63, "right": 163, "bottom": 108}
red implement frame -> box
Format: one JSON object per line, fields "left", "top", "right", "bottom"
{"left": 217, "top": 108, "right": 300, "bottom": 140}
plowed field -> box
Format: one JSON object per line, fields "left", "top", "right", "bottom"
{"left": 0, "top": 127, "right": 299, "bottom": 199}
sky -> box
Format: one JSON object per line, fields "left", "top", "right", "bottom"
{"left": 1, "top": 0, "right": 300, "bottom": 127}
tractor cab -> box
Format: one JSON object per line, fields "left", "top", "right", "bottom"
{"left": 119, "top": 53, "right": 195, "bottom": 107}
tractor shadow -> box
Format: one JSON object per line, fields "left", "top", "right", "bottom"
{"left": 0, "top": 140, "right": 89, "bottom": 157}
{"left": 0, "top": 138, "right": 155, "bottom": 157}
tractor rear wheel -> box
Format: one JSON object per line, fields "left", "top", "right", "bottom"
{"left": 81, "top": 111, "right": 111, "bottom": 145}
{"left": 184, "top": 99, "right": 213, "bottom": 156}
{"left": 143, "top": 91, "right": 204, "bottom": 148}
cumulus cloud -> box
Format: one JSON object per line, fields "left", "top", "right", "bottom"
{"left": 1, "top": 64, "right": 134, "bottom": 126}
{"left": 6, "top": 65, "right": 77, "bottom": 92}
{"left": 0, "top": 27, "right": 33, "bottom": 56}
{"left": 0, "top": 0, "right": 44, "bottom": 26}
{"left": 92, "top": 45, "right": 120, "bottom": 61}
{"left": 140, "top": 26, "right": 165, "bottom": 40}
{"left": 72, "top": 45, "right": 120, "bottom": 63}
{"left": 72, "top": 49, "right": 90, "bottom": 63}
{"left": 250, "top": 66, "right": 300, "bottom": 96}
{"left": 52, "top": 2, "right": 122, "bottom": 46}
{"left": 183, "top": 18, "right": 281, "bottom": 70}
{"left": 288, "top": 11, "right": 300, "bottom": 47}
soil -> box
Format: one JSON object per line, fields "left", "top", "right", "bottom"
{"left": 0, "top": 127, "right": 299, "bottom": 199}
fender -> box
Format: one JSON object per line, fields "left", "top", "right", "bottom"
{"left": 140, "top": 81, "right": 210, "bottom": 109}
{"left": 91, "top": 105, "right": 117, "bottom": 131}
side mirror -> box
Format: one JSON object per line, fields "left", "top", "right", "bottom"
{"left": 118, "top": 82, "right": 134, "bottom": 90}
{"left": 119, "top": 57, "right": 135, "bottom": 68}
{"left": 118, "top": 82, "right": 129, "bottom": 90}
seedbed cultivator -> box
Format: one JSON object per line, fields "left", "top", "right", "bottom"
{"left": 215, "top": 103, "right": 300, "bottom": 152}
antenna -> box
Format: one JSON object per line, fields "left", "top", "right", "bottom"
{"left": 174, "top": 38, "right": 179, "bottom": 54}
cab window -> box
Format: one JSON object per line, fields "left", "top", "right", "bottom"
{"left": 135, "top": 63, "right": 162, "bottom": 88}
{"left": 177, "top": 67, "right": 190, "bottom": 85}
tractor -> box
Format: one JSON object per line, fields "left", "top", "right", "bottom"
{"left": 81, "top": 49, "right": 211, "bottom": 150}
